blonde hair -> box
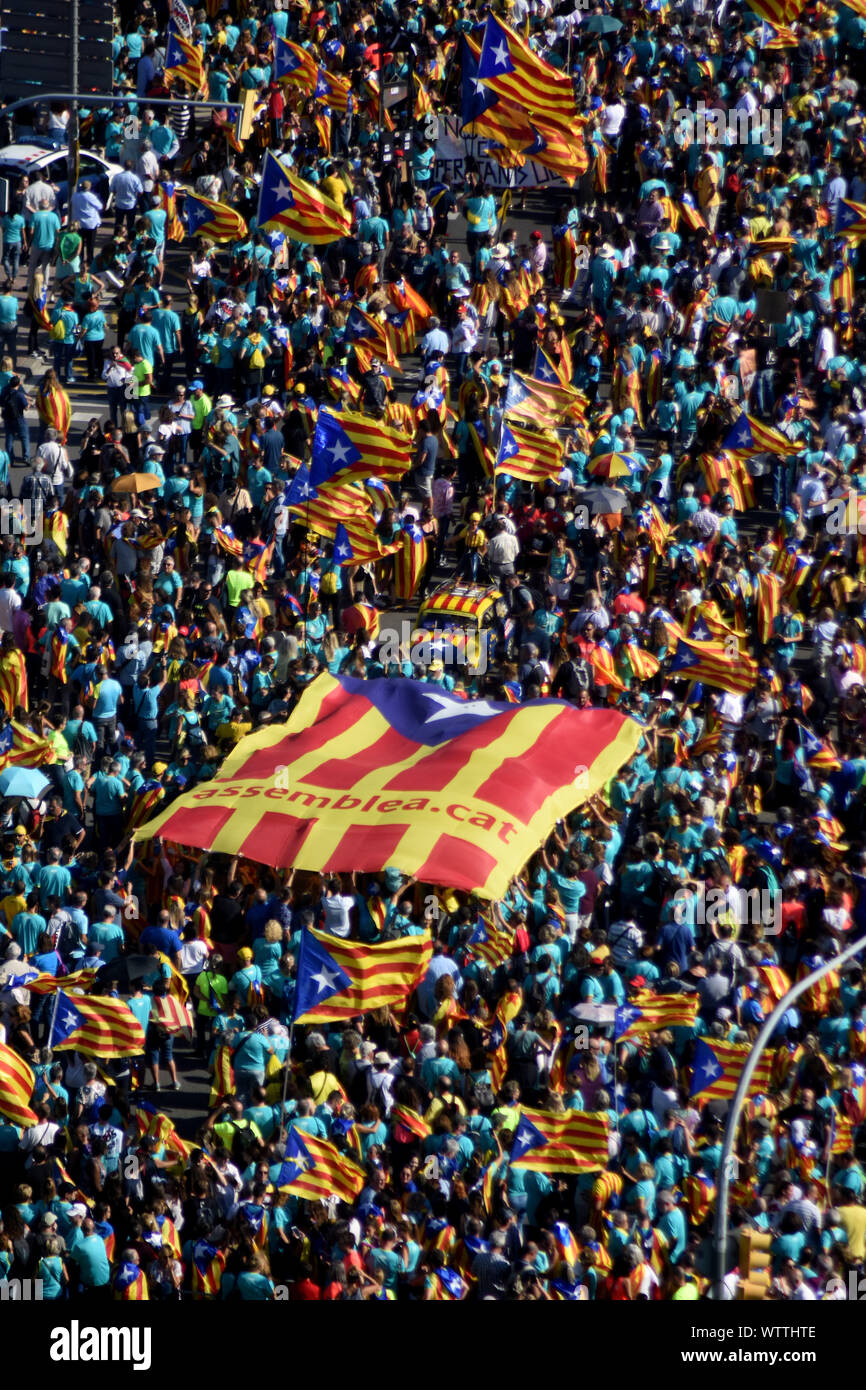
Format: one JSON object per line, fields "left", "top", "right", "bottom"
{"left": 264, "top": 919, "right": 282, "bottom": 944}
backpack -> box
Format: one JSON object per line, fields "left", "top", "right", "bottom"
{"left": 50, "top": 317, "right": 66, "bottom": 341}
{"left": 321, "top": 570, "right": 338, "bottom": 595}
{"left": 249, "top": 344, "right": 266, "bottom": 369}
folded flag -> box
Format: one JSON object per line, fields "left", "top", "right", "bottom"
{"left": 257, "top": 150, "right": 351, "bottom": 245}
{"left": 274, "top": 1127, "right": 365, "bottom": 1202}
{"left": 391, "top": 1103, "right": 432, "bottom": 1144}
{"left": 467, "top": 915, "right": 515, "bottom": 970}
{"left": 184, "top": 191, "right": 248, "bottom": 243}
{"left": 48, "top": 990, "right": 146, "bottom": 1059}
{"left": 0, "top": 1039, "right": 37, "bottom": 1128}
{"left": 689, "top": 1036, "right": 773, "bottom": 1101}
{"left": 293, "top": 924, "right": 432, "bottom": 1023}
{"left": 134, "top": 673, "right": 643, "bottom": 899}
{"left": 190, "top": 1239, "right": 226, "bottom": 1298}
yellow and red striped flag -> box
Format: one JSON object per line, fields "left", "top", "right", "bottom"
{"left": 0, "top": 659, "right": 29, "bottom": 719}
{"left": 387, "top": 276, "right": 433, "bottom": 326}
{"left": 496, "top": 419, "right": 563, "bottom": 484}
{"left": 467, "top": 913, "right": 514, "bottom": 970}
{"left": 48, "top": 991, "right": 146, "bottom": 1059}
{"left": 748, "top": 0, "right": 806, "bottom": 26}
{"left": 157, "top": 180, "right": 184, "bottom": 242}
{"left": 0, "top": 1040, "right": 36, "bottom": 1128}
{"left": 257, "top": 151, "right": 352, "bottom": 245}
{"left": 697, "top": 450, "right": 755, "bottom": 511}
{"left": 504, "top": 369, "right": 586, "bottom": 427}
{"left": 24, "top": 967, "right": 99, "bottom": 995}
{"left": 391, "top": 1103, "right": 432, "bottom": 1143}
{"left": 165, "top": 30, "right": 205, "bottom": 90}
{"left": 690, "top": 1037, "right": 773, "bottom": 1101}
{"left": 184, "top": 191, "right": 248, "bottom": 243}
{"left": 477, "top": 14, "right": 576, "bottom": 123}
{"left": 669, "top": 633, "right": 760, "bottom": 696}
{"left": 755, "top": 570, "right": 783, "bottom": 645}
{"left": 275, "top": 1128, "right": 365, "bottom": 1203}
{"left": 394, "top": 519, "right": 428, "bottom": 603}
{"left": 723, "top": 412, "right": 801, "bottom": 457}
{"left": 209, "top": 1042, "right": 234, "bottom": 1106}
{"left": 311, "top": 407, "right": 411, "bottom": 489}
{"left": 190, "top": 1240, "right": 226, "bottom": 1298}
{"left": 35, "top": 378, "right": 71, "bottom": 443}
{"left": 293, "top": 925, "right": 432, "bottom": 1023}
{"left": 273, "top": 35, "right": 318, "bottom": 88}
{"left": 133, "top": 673, "right": 643, "bottom": 899}
{"left": 615, "top": 991, "right": 699, "bottom": 1040}
{"left": 510, "top": 1107, "right": 609, "bottom": 1174}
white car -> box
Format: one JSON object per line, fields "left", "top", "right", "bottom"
{"left": 0, "top": 143, "right": 124, "bottom": 214}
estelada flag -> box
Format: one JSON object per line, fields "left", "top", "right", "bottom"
{"left": 48, "top": 990, "right": 146, "bottom": 1059}
{"left": 311, "top": 407, "right": 411, "bottom": 489}
{"left": 273, "top": 34, "right": 318, "bottom": 87}
{"left": 184, "top": 191, "right": 248, "bottom": 243}
{"left": 293, "top": 925, "right": 432, "bottom": 1023}
{"left": 257, "top": 150, "right": 351, "bottom": 245}
{"left": 615, "top": 991, "right": 699, "bottom": 1040}
{"left": 477, "top": 13, "right": 576, "bottom": 123}
{"left": 669, "top": 633, "right": 759, "bottom": 696}
{"left": 134, "top": 673, "right": 642, "bottom": 899}
{"left": 274, "top": 1128, "right": 365, "bottom": 1203}
{"left": 165, "top": 29, "right": 205, "bottom": 89}
{"left": 510, "top": 1107, "right": 609, "bottom": 1174}
{"left": 0, "top": 1039, "right": 37, "bottom": 1128}
{"left": 496, "top": 420, "right": 563, "bottom": 484}
{"left": 723, "top": 412, "right": 801, "bottom": 457}
{"left": 504, "top": 370, "right": 586, "bottom": 427}
{"left": 689, "top": 1037, "right": 773, "bottom": 1102}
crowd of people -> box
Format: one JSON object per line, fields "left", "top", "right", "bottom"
{"left": 1, "top": 0, "right": 866, "bottom": 1306}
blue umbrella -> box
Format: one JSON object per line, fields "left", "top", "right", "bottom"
{"left": 0, "top": 766, "right": 52, "bottom": 800}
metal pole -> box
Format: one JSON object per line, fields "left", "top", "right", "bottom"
{"left": 713, "top": 932, "right": 866, "bottom": 1299}
{"left": 1, "top": 93, "right": 242, "bottom": 120}
{"left": 68, "top": 0, "right": 80, "bottom": 196}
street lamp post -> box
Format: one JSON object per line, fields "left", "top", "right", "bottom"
{"left": 713, "top": 932, "right": 866, "bottom": 1298}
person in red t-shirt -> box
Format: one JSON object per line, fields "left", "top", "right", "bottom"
{"left": 290, "top": 1261, "right": 321, "bottom": 1300}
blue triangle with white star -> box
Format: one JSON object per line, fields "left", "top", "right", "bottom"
{"left": 293, "top": 930, "right": 352, "bottom": 1021}
{"left": 310, "top": 411, "right": 362, "bottom": 486}
{"left": 690, "top": 1038, "right": 726, "bottom": 1097}
{"left": 511, "top": 1114, "right": 548, "bottom": 1160}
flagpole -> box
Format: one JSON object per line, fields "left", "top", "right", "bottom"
{"left": 279, "top": 1020, "right": 295, "bottom": 1133}
{"left": 47, "top": 985, "right": 63, "bottom": 1050}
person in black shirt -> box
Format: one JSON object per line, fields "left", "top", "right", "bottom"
{"left": 39, "top": 793, "right": 84, "bottom": 853}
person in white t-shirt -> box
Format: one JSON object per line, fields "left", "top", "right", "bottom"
{"left": 321, "top": 877, "right": 356, "bottom": 938}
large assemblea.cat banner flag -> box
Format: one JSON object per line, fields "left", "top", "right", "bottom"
{"left": 134, "top": 674, "right": 641, "bottom": 899}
